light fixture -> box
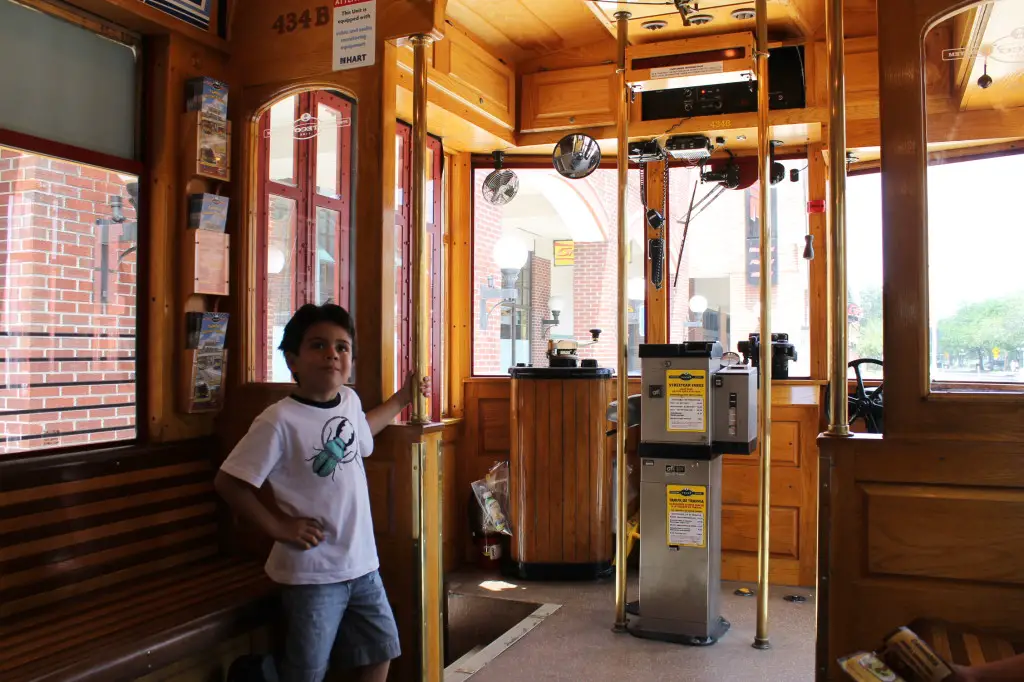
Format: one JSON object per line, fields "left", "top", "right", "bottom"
{"left": 731, "top": 8, "right": 756, "bottom": 20}
{"left": 628, "top": 277, "right": 646, "bottom": 302}
{"left": 549, "top": 295, "right": 566, "bottom": 315}
{"left": 642, "top": 20, "right": 667, "bottom": 31}
{"left": 493, "top": 234, "right": 529, "bottom": 288}
{"left": 689, "top": 294, "right": 708, "bottom": 314}
{"left": 268, "top": 246, "right": 286, "bottom": 274}
{"left": 689, "top": 13, "right": 714, "bottom": 25}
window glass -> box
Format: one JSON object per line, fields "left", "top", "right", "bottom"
{"left": 472, "top": 167, "right": 644, "bottom": 375}
{"left": 846, "top": 172, "right": 883, "bottom": 379}
{"left": 316, "top": 103, "right": 340, "bottom": 198}
{"left": 927, "top": 154, "right": 1024, "bottom": 385}
{"left": 0, "top": 148, "right": 138, "bottom": 454}
{"left": 315, "top": 207, "right": 339, "bottom": 304}
{"left": 668, "top": 160, "right": 811, "bottom": 377}
{"left": 0, "top": 1, "right": 137, "bottom": 159}
{"left": 266, "top": 195, "right": 297, "bottom": 382}
{"left": 268, "top": 97, "right": 296, "bottom": 186}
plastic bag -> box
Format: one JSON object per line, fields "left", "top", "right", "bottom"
{"left": 471, "top": 461, "right": 512, "bottom": 536}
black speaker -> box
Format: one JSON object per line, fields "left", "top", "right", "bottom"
{"left": 640, "top": 45, "right": 805, "bottom": 121}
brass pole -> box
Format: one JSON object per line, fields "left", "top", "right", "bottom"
{"left": 825, "top": 0, "right": 851, "bottom": 436}
{"left": 753, "top": 0, "right": 773, "bottom": 651}
{"left": 613, "top": 8, "right": 631, "bottom": 633}
{"left": 410, "top": 34, "right": 433, "bottom": 425}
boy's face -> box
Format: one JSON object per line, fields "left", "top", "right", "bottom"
{"left": 286, "top": 321, "right": 353, "bottom": 396}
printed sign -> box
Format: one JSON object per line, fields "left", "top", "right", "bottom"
{"left": 263, "top": 112, "right": 352, "bottom": 140}
{"left": 666, "top": 484, "right": 707, "bottom": 548}
{"left": 942, "top": 28, "right": 1024, "bottom": 63}
{"left": 665, "top": 369, "right": 706, "bottom": 433}
{"left": 649, "top": 62, "right": 724, "bottom": 80}
{"left": 553, "top": 240, "right": 575, "bottom": 266}
{"left": 333, "top": 0, "right": 375, "bottom": 71}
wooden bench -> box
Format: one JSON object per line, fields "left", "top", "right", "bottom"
{"left": 910, "top": 618, "right": 1024, "bottom": 668}
{"left": 0, "top": 439, "right": 278, "bottom": 682}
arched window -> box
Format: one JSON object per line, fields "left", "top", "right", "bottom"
{"left": 256, "top": 91, "right": 354, "bottom": 383}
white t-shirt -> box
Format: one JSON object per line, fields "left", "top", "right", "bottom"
{"left": 219, "top": 388, "right": 378, "bottom": 585}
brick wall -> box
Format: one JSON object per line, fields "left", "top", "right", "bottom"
{"left": 529, "top": 255, "right": 551, "bottom": 367}
{"left": 0, "top": 148, "right": 137, "bottom": 455}
{"left": 472, "top": 170, "right": 505, "bottom": 374}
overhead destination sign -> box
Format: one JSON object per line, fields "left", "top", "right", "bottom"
{"left": 333, "top": 0, "right": 375, "bottom": 71}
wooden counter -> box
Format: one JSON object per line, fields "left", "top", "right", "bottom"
{"left": 508, "top": 367, "right": 614, "bottom": 579}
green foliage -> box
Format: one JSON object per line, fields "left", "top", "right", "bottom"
{"left": 936, "top": 292, "right": 1024, "bottom": 369}
{"left": 849, "top": 286, "right": 883, "bottom": 361}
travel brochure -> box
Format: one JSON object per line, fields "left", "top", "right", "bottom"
{"left": 839, "top": 627, "right": 955, "bottom": 682}
{"left": 186, "top": 312, "right": 228, "bottom": 408}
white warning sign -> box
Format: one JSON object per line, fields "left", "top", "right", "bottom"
{"left": 333, "top": 0, "right": 376, "bottom": 71}
{"left": 667, "top": 484, "right": 707, "bottom": 548}
{"left": 665, "top": 369, "right": 706, "bottom": 433}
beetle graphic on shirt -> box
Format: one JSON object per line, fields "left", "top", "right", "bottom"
{"left": 307, "top": 415, "right": 359, "bottom": 479}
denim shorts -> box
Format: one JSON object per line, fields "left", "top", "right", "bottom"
{"left": 277, "top": 570, "right": 401, "bottom": 682}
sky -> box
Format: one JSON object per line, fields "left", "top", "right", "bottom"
{"left": 845, "top": 153, "right": 1024, "bottom": 321}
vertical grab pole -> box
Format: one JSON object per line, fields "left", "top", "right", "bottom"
{"left": 409, "top": 34, "right": 435, "bottom": 682}
{"left": 613, "top": 8, "right": 632, "bottom": 633}
{"left": 753, "top": 0, "right": 773, "bottom": 651}
{"left": 826, "top": 0, "right": 851, "bottom": 437}
{"left": 410, "top": 34, "right": 433, "bottom": 426}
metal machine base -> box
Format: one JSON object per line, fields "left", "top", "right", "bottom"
{"left": 627, "top": 615, "right": 731, "bottom": 646}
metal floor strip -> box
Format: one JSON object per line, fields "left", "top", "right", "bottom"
{"left": 444, "top": 603, "right": 561, "bottom": 682}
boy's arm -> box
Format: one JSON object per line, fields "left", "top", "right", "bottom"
{"left": 951, "top": 654, "right": 1024, "bottom": 682}
{"left": 214, "top": 471, "right": 323, "bottom": 549}
{"left": 365, "top": 372, "right": 431, "bottom": 436}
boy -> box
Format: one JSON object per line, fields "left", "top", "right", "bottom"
{"left": 216, "top": 303, "right": 428, "bottom": 682}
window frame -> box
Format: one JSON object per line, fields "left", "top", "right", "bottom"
{"left": 0, "top": 48, "right": 145, "bottom": 457}
{"left": 255, "top": 91, "right": 355, "bottom": 383}
{"left": 394, "top": 120, "right": 444, "bottom": 419}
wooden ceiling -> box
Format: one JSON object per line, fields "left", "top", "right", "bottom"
{"left": 444, "top": 0, "right": 612, "bottom": 65}
{"left": 957, "top": 1, "right": 1024, "bottom": 111}
{"left": 445, "top": 1, "right": 881, "bottom": 66}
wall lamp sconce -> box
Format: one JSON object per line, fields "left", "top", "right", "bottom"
{"left": 94, "top": 183, "right": 139, "bottom": 305}
{"left": 478, "top": 235, "right": 529, "bottom": 330}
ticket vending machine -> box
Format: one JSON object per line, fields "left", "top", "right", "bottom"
{"left": 628, "top": 341, "right": 758, "bottom": 646}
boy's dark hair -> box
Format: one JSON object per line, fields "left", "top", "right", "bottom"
{"left": 278, "top": 303, "right": 357, "bottom": 359}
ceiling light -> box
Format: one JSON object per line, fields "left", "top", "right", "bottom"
{"left": 642, "top": 20, "right": 668, "bottom": 31}
{"left": 731, "top": 8, "right": 756, "bottom": 20}
{"left": 689, "top": 13, "right": 713, "bottom": 25}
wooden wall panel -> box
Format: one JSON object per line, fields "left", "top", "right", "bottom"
{"left": 520, "top": 64, "right": 617, "bottom": 133}
{"left": 864, "top": 483, "right": 1024, "bottom": 585}
{"left": 457, "top": 380, "right": 818, "bottom": 586}
{"left": 821, "top": 436, "right": 1024, "bottom": 681}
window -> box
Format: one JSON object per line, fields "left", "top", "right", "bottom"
{"left": 926, "top": 153, "right": 1024, "bottom": 386}
{"left": 667, "top": 160, "right": 811, "bottom": 377}
{"left": 846, "top": 171, "right": 883, "bottom": 378}
{"left": 472, "top": 166, "right": 644, "bottom": 375}
{"left": 846, "top": 152, "right": 1024, "bottom": 387}
{"left": 394, "top": 122, "right": 444, "bottom": 417}
{"left": 0, "top": 2, "right": 140, "bottom": 455}
{"left": 257, "top": 91, "right": 355, "bottom": 382}
{"left": 0, "top": 149, "right": 139, "bottom": 454}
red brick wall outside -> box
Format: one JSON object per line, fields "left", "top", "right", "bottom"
{"left": 472, "top": 170, "right": 505, "bottom": 374}
{"left": 0, "top": 148, "right": 137, "bottom": 455}
{"left": 529, "top": 255, "right": 551, "bottom": 368}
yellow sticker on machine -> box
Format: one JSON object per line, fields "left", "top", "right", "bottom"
{"left": 666, "top": 484, "right": 707, "bottom": 548}
{"left": 665, "top": 369, "right": 706, "bottom": 433}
